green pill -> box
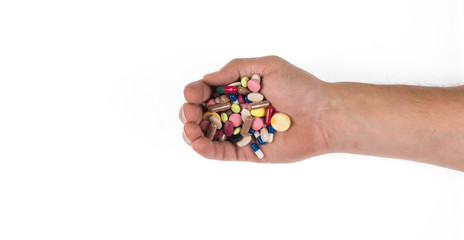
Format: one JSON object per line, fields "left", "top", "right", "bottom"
{"left": 233, "top": 127, "right": 241, "bottom": 135}
{"left": 221, "top": 112, "right": 228, "bottom": 123}
{"left": 231, "top": 103, "right": 241, "bottom": 113}
{"left": 241, "top": 76, "right": 249, "bottom": 88}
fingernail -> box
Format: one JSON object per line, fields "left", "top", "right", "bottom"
{"left": 180, "top": 105, "right": 187, "bottom": 123}
{"left": 182, "top": 128, "right": 192, "bottom": 145}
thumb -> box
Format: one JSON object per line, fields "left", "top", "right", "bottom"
{"left": 202, "top": 56, "right": 278, "bottom": 86}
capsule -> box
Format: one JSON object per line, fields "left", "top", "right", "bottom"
{"left": 251, "top": 143, "right": 264, "bottom": 159}
{"left": 216, "top": 86, "right": 237, "bottom": 94}
{"left": 229, "top": 93, "right": 239, "bottom": 104}
{"left": 237, "top": 86, "right": 251, "bottom": 95}
{"left": 265, "top": 106, "right": 275, "bottom": 126}
{"left": 244, "top": 95, "right": 252, "bottom": 103}
{"left": 215, "top": 94, "right": 230, "bottom": 104}
{"left": 253, "top": 131, "right": 265, "bottom": 145}
{"left": 248, "top": 100, "right": 270, "bottom": 110}
{"left": 207, "top": 102, "right": 231, "bottom": 112}
{"left": 268, "top": 125, "right": 274, "bottom": 143}
{"left": 206, "top": 122, "right": 218, "bottom": 140}
{"left": 240, "top": 116, "right": 253, "bottom": 137}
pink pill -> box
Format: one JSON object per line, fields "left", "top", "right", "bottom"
{"left": 200, "top": 120, "right": 210, "bottom": 132}
{"left": 251, "top": 117, "right": 264, "bottom": 131}
{"left": 214, "top": 129, "right": 223, "bottom": 139}
{"left": 237, "top": 94, "right": 245, "bottom": 104}
{"left": 240, "top": 103, "right": 248, "bottom": 110}
{"left": 228, "top": 113, "right": 242, "bottom": 127}
{"left": 224, "top": 121, "right": 234, "bottom": 137}
{"left": 247, "top": 79, "right": 261, "bottom": 92}
{"left": 206, "top": 99, "right": 216, "bottom": 107}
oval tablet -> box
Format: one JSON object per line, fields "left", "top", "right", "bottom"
{"left": 251, "top": 117, "right": 264, "bottom": 131}
{"left": 228, "top": 113, "right": 242, "bottom": 127}
{"left": 224, "top": 121, "right": 234, "bottom": 137}
{"left": 250, "top": 108, "right": 266, "bottom": 117}
{"left": 270, "top": 113, "right": 291, "bottom": 132}
{"left": 260, "top": 127, "right": 270, "bottom": 142}
{"left": 241, "top": 109, "right": 250, "bottom": 122}
{"left": 236, "top": 135, "right": 252, "bottom": 147}
{"left": 203, "top": 112, "right": 221, "bottom": 122}
{"left": 247, "top": 93, "right": 264, "bottom": 102}
{"left": 247, "top": 79, "right": 261, "bottom": 92}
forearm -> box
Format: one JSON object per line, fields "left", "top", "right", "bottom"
{"left": 320, "top": 82, "right": 464, "bottom": 171}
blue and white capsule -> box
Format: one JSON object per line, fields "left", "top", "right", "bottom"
{"left": 248, "top": 128, "right": 255, "bottom": 134}
{"left": 228, "top": 93, "right": 239, "bottom": 105}
{"left": 253, "top": 131, "right": 265, "bottom": 145}
{"left": 244, "top": 95, "right": 253, "bottom": 103}
{"left": 251, "top": 143, "right": 264, "bottom": 159}
{"left": 268, "top": 125, "right": 274, "bottom": 143}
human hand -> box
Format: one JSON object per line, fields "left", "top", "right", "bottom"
{"left": 180, "top": 56, "right": 330, "bottom": 163}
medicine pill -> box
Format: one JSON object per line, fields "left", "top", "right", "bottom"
{"left": 198, "top": 74, "right": 291, "bottom": 160}
{"left": 270, "top": 113, "right": 291, "bottom": 132}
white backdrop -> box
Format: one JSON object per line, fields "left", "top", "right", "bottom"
{"left": 1, "top": 0, "right": 464, "bottom": 239}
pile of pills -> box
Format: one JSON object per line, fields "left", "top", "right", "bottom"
{"left": 200, "top": 74, "right": 291, "bottom": 159}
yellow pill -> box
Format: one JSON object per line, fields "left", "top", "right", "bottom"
{"left": 202, "top": 112, "right": 221, "bottom": 122}
{"left": 250, "top": 108, "right": 266, "bottom": 117}
{"left": 270, "top": 113, "right": 291, "bottom": 132}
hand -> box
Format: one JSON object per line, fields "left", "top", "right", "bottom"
{"left": 180, "top": 56, "right": 330, "bottom": 163}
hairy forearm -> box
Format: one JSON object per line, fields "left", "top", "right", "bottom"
{"left": 320, "top": 82, "right": 464, "bottom": 171}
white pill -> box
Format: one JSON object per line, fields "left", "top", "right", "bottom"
{"left": 247, "top": 92, "right": 264, "bottom": 102}
{"left": 227, "top": 81, "right": 241, "bottom": 87}
{"left": 260, "top": 127, "right": 269, "bottom": 142}
{"left": 241, "top": 108, "right": 250, "bottom": 122}
{"left": 251, "top": 74, "right": 261, "bottom": 83}
{"left": 236, "top": 135, "right": 252, "bottom": 147}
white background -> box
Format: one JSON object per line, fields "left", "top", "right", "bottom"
{"left": 1, "top": 0, "right": 464, "bottom": 239}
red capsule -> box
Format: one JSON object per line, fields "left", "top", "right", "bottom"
{"left": 265, "top": 106, "right": 275, "bottom": 126}
{"left": 224, "top": 86, "right": 237, "bottom": 93}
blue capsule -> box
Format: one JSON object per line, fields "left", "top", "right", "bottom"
{"left": 244, "top": 95, "right": 253, "bottom": 103}
{"left": 253, "top": 131, "right": 265, "bottom": 145}
{"left": 251, "top": 143, "right": 264, "bottom": 159}
{"left": 248, "top": 128, "right": 255, "bottom": 134}
{"left": 268, "top": 125, "right": 274, "bottom": 143}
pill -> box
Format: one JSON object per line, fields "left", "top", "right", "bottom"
{"left": 214, "top": 129, "right": 223, "bottom": 139}
{"left": 248, "top": 128, "right": 255, "bottom": 134}
{"left": 215, "top": 95, "right": 230, "bottom": 104}
{"left": 219, "top": 134, "right": 227, "bottom": 142}
{"left": 240, "top": 103, "right": 249, "bottom": 110}
{"left": 231, "top": 103, "right": 241, "bottom": 113}
{"left": 200, "top": 120, "right": 210, "bottom": 132}
{"left": 226, "top": 110, "right": 233, "bottom": 116}
{"left": 265, "top": 106, "right": 275, "bottom": 126}
{"left": 260, "top": 127, "right": 270, "bottom": 142}
{"left": 244, "top": 95, "right": 252, "bottom": 103}
{"left": 224, "top": 121, "right": 234, "bottom": 137}
{"left": 228, "top": 113, "right": 242, "bottom": 127}
{"left": 268, "top": 125, "right": 274, "bottom": 143}
{"left": 237, "top": 86, "right": 251, "bottom": 95}
{"left": 241, "top": 76, "right": 249, "bottom": 87}
{"left": 216, "top": 86, "right": 237, "bottom": 94}
{"left": 202, "top": 111, "right": 221, "bottom": 121}
{"left": 248, "top": 100, "right": 270, "bottom": 110}
{"left": 251, "top": 117, "right": 264, "bottom": 131}
{"left": 221, "top": 112, "right": 228, "bottom": 123}
{"left": 271, "top": 113, "right": 291, "bottom": 132}
{"left": 233, "top": 127, "right": 241, "bottom": 135}
{"left": 237, "top": 94, "right": 245, "bottom": 104}
{"left": 247, "top": 79, "right": 261, "bottom": 92}
{"left": 236, "top": 135, "right": 252, "bottom": 147}
{"left": 206, "top": 122, "right": 218, "bottom": 140}
{"left": 209, "top": 115, "right": 222, "bottom": 129}
{"left": 250, "top": 108, "right": 266, "bottom": 117}
{"left": 241, "top": 109, "right": 250, "bottom": 122}
{"left": 253, "top": 131, "right": 265, "bottom": 145}
{"left": 251, "top": 74, "right": 261, "bottom": 83}
{"left": 229, "top": 94, "right": 239, "bottom": 104}
{"left": 207, "top": 102, "right": 231, "bottom": 112}
{"left": 228, "top": 134, "right": 243, "bottom": 143}
{"left": 206, "top": 99, "right": 216, "bottom": 107}
{"left": 240, "top": 116, "right": 253, "bottom": 137}
{"left": 251, "top": 143, "right": 264, "bottom": 159}
{"left": 228, "top": 81, "right": 241, "bottom": 87}
{"left": 247, "top": 92, "right": 264, "bottom": 102}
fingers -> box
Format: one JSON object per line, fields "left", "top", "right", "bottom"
{"left": 184, "top": 80, "right": 212, "bottom": 104}
{"left": 203, "top": 56, "right": 281, "bottom": 86}
{"left": 179, "top": 102, "right": 203, "bottom": 124}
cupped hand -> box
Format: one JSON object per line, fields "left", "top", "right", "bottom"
{"left": 180, "top": 56, "right": 330, "bottom": 163}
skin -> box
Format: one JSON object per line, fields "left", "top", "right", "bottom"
{"left": 180, "top": 56, "right": 464, "bottom": 171}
